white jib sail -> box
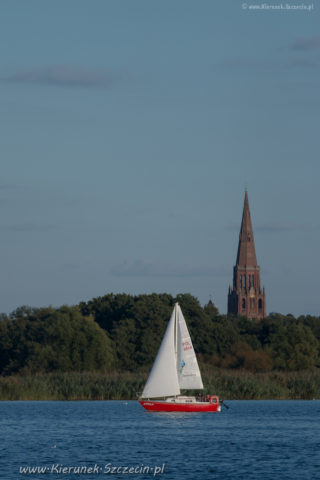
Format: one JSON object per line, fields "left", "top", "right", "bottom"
{"left": 141, "top": 306, "right": 180, "bottom": 398}
{"left": 176, "top": 304, "right": 203, "bottom": 390}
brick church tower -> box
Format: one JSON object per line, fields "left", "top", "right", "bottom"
{"left": 228, "top": 191, "right": 266, "bottom": 319}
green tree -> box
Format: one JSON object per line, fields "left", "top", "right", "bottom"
{"left": 0, "top": 306, "right": 114, "bottom": 375}
{"left": 270, "top": 322, "right": 318, "bottom": 371}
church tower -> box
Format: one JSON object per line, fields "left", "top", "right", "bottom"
{"left": 228, "top": 191, "right": 266, "bottom": 319}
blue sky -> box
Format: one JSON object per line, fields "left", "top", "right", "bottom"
{"left": 0, "top": 0, "right": 319, "bottom": 315}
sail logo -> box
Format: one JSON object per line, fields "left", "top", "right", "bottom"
{"left": 182, "top": 340, "right": 193, "bottom": 352}
{"left": 179, "top": 360, "right": 186, "bottom": 373}
{"left": 182, "top": 340, "right": 192, "bottom": 351}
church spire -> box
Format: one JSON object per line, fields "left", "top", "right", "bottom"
{"left": 228, "top": 191, "right": 266, "bottom": 319}
{"left": 236, "top": 191, "right": 257, "bottom": 266}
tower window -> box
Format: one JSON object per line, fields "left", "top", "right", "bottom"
{"left": 244, "top": 276, "right": 246, "bottom": 288}
{"left": 252, "top": 275, "right": 254, "bottom": 286}
{"left": 258, "top": 299, "right": 263, "bottom": 310}
{"left": 242, "top": 298, "right": 246, "bottom": 309}
{"left": 240, "top": 275, "right": 242, "bottom": 288}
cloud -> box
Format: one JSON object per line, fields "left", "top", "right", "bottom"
{"left": 0, "top": 184, "right": 27, "bottom": 191}
{"left": 216, "top": 53, "right": 320, "bottom": 73}
{"left": 0, "top": 223, "right": 56, "bottom": 232}
{"left": 3, "top": 65, "right": 117, "bottom": 89}
{"left": 288, "top": 58, "right": 319, "bottom": 68}
{"left": 225, "top": 222, "right": 318, "bottom": 233}
{"left": 292, "top": 36, "right": 320, "bottom": 51}
{"left": 111, "top": 259, "right": 229, "bottom": 277}
{"left": 225, "top": 223, "right": 240, "bottom": 232}
{"left": 215, "top": 58, "right": 265, "bottom": 70}
{"left": 0, "top": 184, "right": 32, "bottom": 205}
{"left": 60, "top": 263, "right": 80, "bottom": 272}
{"left": 255, "top": 222, "right": 317, "bottom": 233}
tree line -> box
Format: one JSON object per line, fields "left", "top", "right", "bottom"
{"left": 0, "top": 293, "right": 319, "bottom": 376}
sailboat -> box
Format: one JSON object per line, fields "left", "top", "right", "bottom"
{"left": 139, "top": 303, "right": 221, "bottom": 412}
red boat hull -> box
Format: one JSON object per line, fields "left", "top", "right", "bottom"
{"left": 139, "top": 400, "right": 220, "bottom": 412}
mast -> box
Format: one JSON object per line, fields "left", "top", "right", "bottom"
{"left": 174, "top": 303, "right": 178, "bottom": 358}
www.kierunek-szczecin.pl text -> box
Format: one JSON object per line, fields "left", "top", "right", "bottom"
{"left": 19, "top": 463, "right": 166, "bottom": 476}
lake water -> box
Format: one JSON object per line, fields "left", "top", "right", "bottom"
{"left": 0, "top": 400, "right": 319, "bottom": 480}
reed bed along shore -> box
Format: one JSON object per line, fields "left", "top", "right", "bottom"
{"left": 0, "top": 368, "right": 320, "bottom": 401}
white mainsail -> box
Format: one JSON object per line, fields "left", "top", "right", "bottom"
{"left": 141, "top": 306, "right": 180, "bottom": 398}
{"left": 176, "top": 304, "right": 203, "bottom": 390}
{"left": 141, "top": 303, "right": 203, "bottom": 399}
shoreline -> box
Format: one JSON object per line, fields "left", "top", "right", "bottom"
{"left": 1, "top": 369, "right": 319, "bottom": 401}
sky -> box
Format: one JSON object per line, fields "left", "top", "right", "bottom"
{"left": 0, "top": 0, "right": 319, "bottom": 316}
